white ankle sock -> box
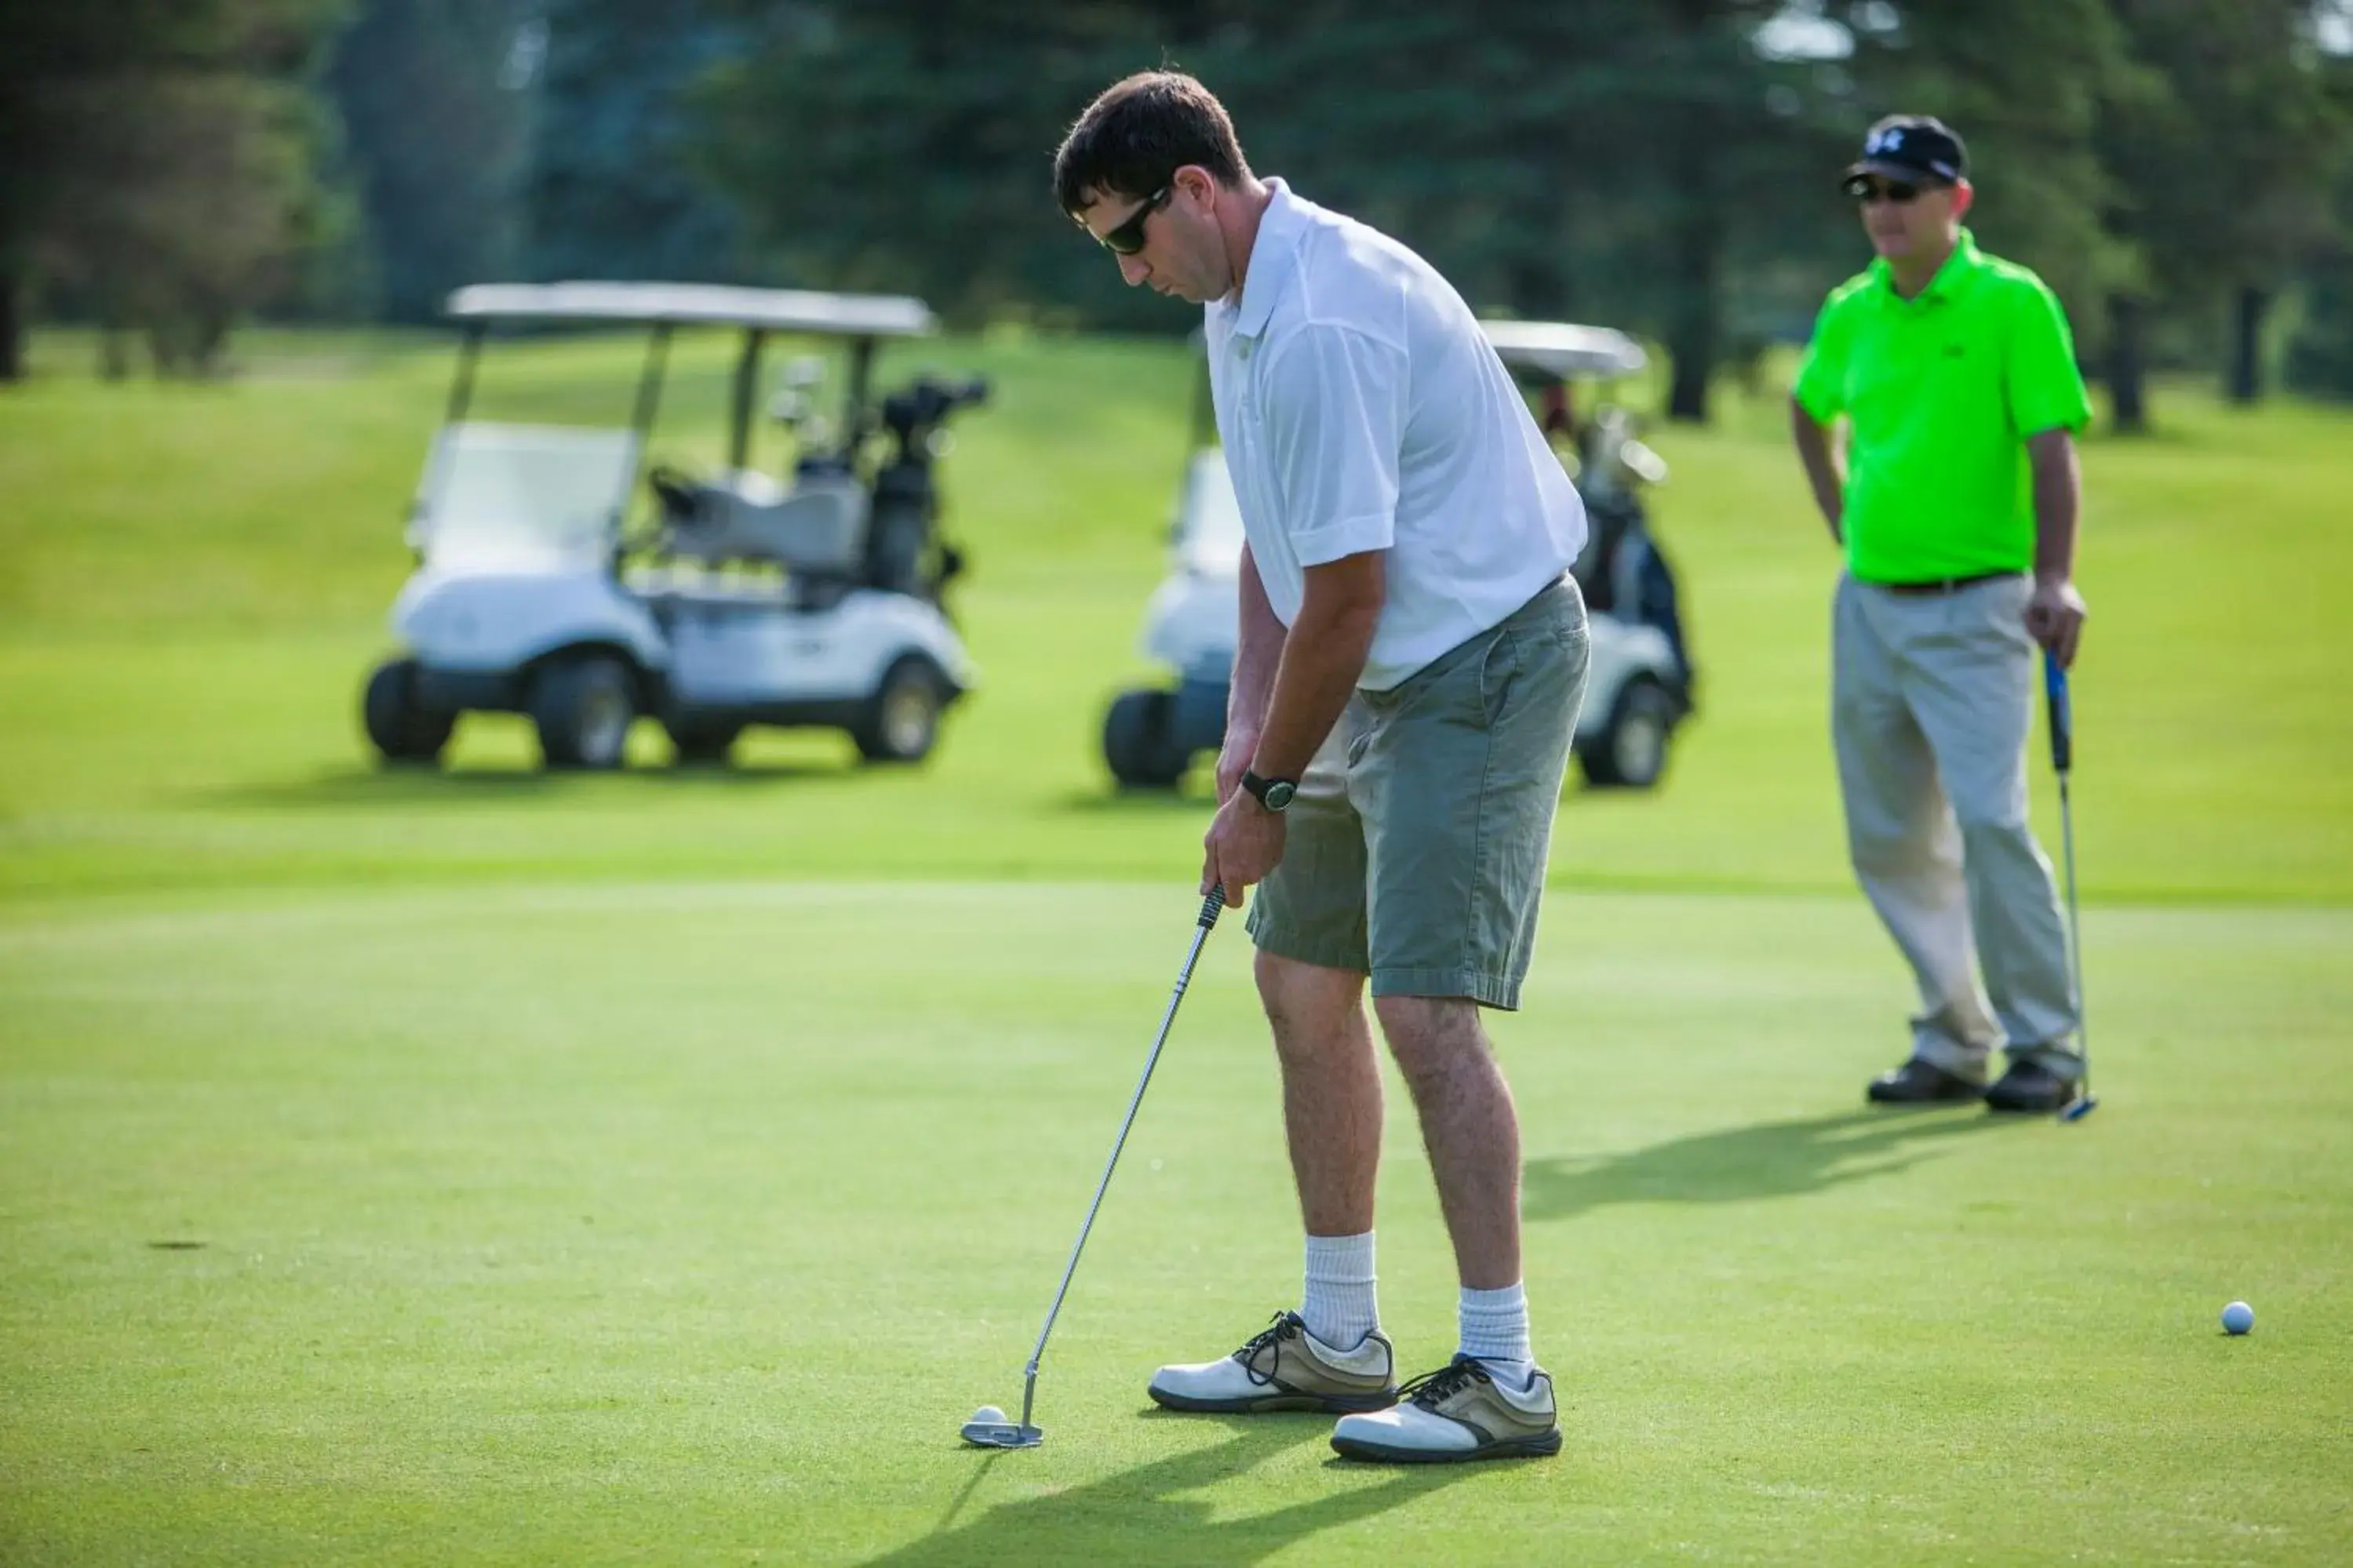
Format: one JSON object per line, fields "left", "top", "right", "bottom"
{"left": 1459, "top": 1281, "right": 1533, "bottom": 1387}
{"left": 1301, "top": 1231, "right": 1379, "bottom": 1349}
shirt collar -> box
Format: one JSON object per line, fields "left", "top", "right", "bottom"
{"left": 1867, "top": 227, "right": 1985, "bottom": 307}
{"left": 1226, "top": 178, "right": 1303, "bottom": 340}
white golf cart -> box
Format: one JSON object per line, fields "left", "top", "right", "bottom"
{"left": 362, "top": 282, "right": 986, "bottom": 770}
{"left": 1102, "top": 319, "right": 1695, "bottom": 791}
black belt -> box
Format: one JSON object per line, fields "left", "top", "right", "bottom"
{"left": 1863, "top": 570, "right": 2024, "bottom": 597}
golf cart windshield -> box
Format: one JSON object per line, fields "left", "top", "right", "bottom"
{"left": 410, "top": 422, "right": 639, "bottom": 574}
{"left": 1176, "top": 450, "right": 1247, "bottom": 577}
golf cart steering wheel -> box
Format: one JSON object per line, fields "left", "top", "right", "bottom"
{"left": 647, "top": 464, "right": 704, "bottom": 520}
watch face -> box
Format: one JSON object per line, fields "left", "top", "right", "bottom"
{"left": 1263, "top": 780, "right": 1297, "bottom": 811}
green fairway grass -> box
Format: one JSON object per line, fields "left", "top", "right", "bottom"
{"left": 2, "top": 883, "right": 2347, "bottom": 1563}
{"left": 2, "top": 329, "right": 2349, "bottom": 1562}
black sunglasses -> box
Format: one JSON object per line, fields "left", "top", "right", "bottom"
{"left": 1844, "top": 174, "right": 1940, "bottom": 206}
{"left": 1094, "top": 185, "right": 1171, "bottom": 255}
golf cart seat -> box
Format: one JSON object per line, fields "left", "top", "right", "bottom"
{"left": 659, "top": 474, "right": 870, "bottom": 577}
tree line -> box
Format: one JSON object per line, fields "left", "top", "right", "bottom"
{"left": 5, "top": 0, "right": 2351, "bottom": 427}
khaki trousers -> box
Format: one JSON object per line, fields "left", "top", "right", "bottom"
{"left": 1832, "top": 572, "right": 2081, "bottom": 1079}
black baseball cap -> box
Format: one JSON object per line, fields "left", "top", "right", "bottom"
{"left": 1844, "top": 115, "right": 1967, "bottom": 187}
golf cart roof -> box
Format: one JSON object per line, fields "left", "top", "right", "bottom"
{"left": 1480, "top": 320, "right": 1648, "bottom": 379}
{"left": 445, "top": 282, "right": 938, "bottom": 338}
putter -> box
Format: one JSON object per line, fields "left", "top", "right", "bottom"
{"left": 960, "top": 886, "right": 1228, "bottom": 1450}
{"left": 2045, "top": 653, "right": 2097, "bottom": 1122}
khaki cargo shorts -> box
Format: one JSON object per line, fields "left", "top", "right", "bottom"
{"left": 1244, "top": 577, "right": 1590, "bottom": 1009}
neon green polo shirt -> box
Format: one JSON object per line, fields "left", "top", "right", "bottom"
{"left": 1794, "top": 229, "right": 2091, "bottom": 583}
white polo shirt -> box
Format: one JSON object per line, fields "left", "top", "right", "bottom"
{"left": 1204, "top": 180, "right": 1587, "bottom": 691}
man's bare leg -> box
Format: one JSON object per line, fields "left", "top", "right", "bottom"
{"left": 1258, "top": 950, "right": 1383, "bottom": 1348}
{"left": 1257, "top": 951, "right": 1382, "bottom": 1232}
{"left": 1372, "top": 995, "right": 1521, "bottom": 1292}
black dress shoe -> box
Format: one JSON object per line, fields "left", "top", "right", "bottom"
{"left": 1984, "top": 1058, "right": 2079, "bottom": 1113}
{"left": 1867, "top": 1058, "right": 1986, "bottom": 1105}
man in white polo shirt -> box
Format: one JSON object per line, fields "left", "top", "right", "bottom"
{"left": 1055, "top": 70, "right": 1591, "bottom": 1464}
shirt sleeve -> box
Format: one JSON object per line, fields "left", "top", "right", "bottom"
{"left": 1258, "top": 322, "right": 1404, "bottom": 566}
{"left": 1791, "top": 296, "right": 1847, "bottom": 422}
{"left": 2005, "top": 280, "right": 2093, "bottom": 437}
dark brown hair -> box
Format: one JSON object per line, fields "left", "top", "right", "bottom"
{"left": 1053, "top": 71, "right": 1251, "bottom": 215}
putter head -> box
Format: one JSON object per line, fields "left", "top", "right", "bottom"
{"left": 959, "top": 1418, "right": 1043, "bottom": 1450}
{"left": 2059, "top": 1092, "right": 2099, "bottom": 1122}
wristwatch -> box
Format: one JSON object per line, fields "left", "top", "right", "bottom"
{"left": 1240, "top": 769, "right": 1299, "bottom": 813}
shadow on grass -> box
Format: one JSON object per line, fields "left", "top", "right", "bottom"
{"left": 869, "top": 1415, "right": 1474, "bottom": 1566}
{"left": 193, "top": 759, "right": 845, "bottom": 809}
{"left": 1524, "top": 1108, "right": 2022, "bottom": 1223}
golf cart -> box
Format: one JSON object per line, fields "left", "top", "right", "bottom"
{"left": 361, "top": 282, "right": 986, "bottom": 770}
{"left": 1101, "top": 319, "right": 1694, "bottom": 791}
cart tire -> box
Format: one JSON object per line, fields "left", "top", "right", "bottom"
{"left": 530, "top": 653, "right": 637, "bottom": 770}
{"left": 1577, "top": 675, "right": 1677, "bottom": 789}
{"left": 1103, "top": 689, "right": 1186, "bottom": 788}
{"left": 665, "top": 716, "right": 742, "bottom": 766}
{"left": 362, "top": 658, "right": 453, "bottom": 766}
{"left": 854, "top": 655, "right": 943, "bottom": 764}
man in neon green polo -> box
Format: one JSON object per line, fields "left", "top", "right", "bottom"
{"left": 1791, "top": 115, "right": 2091, "bottom": 1114}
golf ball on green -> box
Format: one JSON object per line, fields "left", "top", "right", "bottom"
{"left": 971, "top": 1405, "right": 1007, "bottom": 1424}
{"left": 2221, "top": 1301, "right": 2254, "bottom": 1335}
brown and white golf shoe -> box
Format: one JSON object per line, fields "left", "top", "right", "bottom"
{"left": 1147, "top": 1311, "right": 1398, "bottom": 1414}
{"left": 1328, "top": 1354, "right": 1562, "bottom": 1463}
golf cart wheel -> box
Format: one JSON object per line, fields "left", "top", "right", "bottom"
{"left": 665, "top": 716, "right": 743, "bottom": 766}
{"left": 362, "top": 658, "right": 454, "bottom": 766}
{"left": 1578, "top": 675, "right": 1678, "bottom": 790}
{"left": 1103, "top": 689, "right": 1186, "bottom": 789}
{"left": 854, "top": 656, "right": 944, "bottom": 764}
{"left": 528, "top": 653, "right": 638, "bottom": 770}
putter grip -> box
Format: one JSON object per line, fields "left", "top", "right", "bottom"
{"left": 1198, "top": 886, "right": 1226, "bottom": 929}
{"left": 2043, "top": 653, "right": 2072, "bottom": 773}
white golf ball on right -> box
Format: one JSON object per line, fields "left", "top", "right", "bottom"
{"left": 2220, "top": 1301, "right": 2254, "bottom": 1336}
{"left": 970, "top": 1405, "right": 1007, "bottom": 1424}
